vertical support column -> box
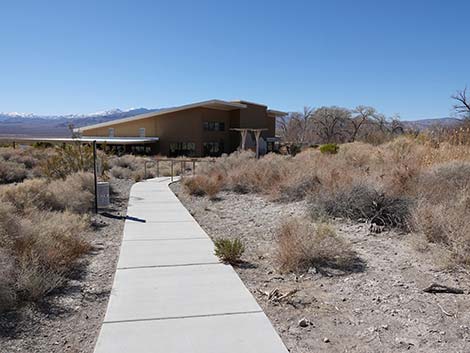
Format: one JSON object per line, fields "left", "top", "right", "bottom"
{"left": 171, "top": 161, "right": 174, "bottom": 182}
{"left": 93, "top": 141, "right": 98, "bottom": 214}
{"left": 157, "top": 160, "right": 160, "bottom": 177}
{"left": 254, "top": 130, "right": 262, "bottom": 159}
{"left": 192, "top": 160, "right": 196, "bottom": 175}
{"left": 240, "top": 129, "right": 248, "bottom": 150}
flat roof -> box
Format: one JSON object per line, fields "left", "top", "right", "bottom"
{"left": 0, "top": 136, "right": 159, "bottom": 145}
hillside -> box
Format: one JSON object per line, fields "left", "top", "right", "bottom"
{"left": 0, "top": 108, "right": 160, "bottom": 137}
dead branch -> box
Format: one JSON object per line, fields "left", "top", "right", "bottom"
{"left": 423, "top": 283, "right": 464, "bottom": 294}
{"left": 436, "top": 302, "right": 455, "bottom": 317}
{"left": 257, "top": 287, "right": 298, "bottom": 302}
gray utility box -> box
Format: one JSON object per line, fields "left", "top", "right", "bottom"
{"left": 97, "top": 182, "right": 110, "bottom": 208}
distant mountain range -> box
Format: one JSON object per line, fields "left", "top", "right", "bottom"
{"left": 0, "top": 108, "right": 160, "bottom": 137}
{"left": 401, "top": 117, "right": 462, "bottom": 130}
{"left": 0, "top": 109, "right": 463, "bottom": 138}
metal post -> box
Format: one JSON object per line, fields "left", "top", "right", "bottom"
{"left": 157, "top": 160, "right": 160, "bottom": 177}
{"left": 183, "top": 161, "right": 186, "bottom": 176}
{"left": 144, "top": 161, "right": 147, "bottom": 180}
{"left": 180, "top": 161, "right": 183, "bottom": 176}
{"left": 171, "top": 160, "right": 174, "bottom": 182}
{"left": 192, "top": 160, "right": 196, "bottom": 175}
{"left": 93, "top": 141, "right": 98, "bottom": 214}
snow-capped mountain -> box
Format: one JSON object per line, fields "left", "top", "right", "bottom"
{"left": 0, "top": 108, "right": 161, "bottom": 137}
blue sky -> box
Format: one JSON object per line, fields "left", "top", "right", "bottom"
{"left": 0, "top": 0, "right": 469, "bottom": 120}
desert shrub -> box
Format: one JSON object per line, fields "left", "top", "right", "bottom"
{"left": 0, "top": 208, "right": 89, "bottom": 309}
{"left": 278, "top": 174, "right": 321, "bottom": 202}
{"left": 41, "top": 143, "right": 108, "bottom": 179}
{"left": 110, "top": 166, "right": 132, "bottom": 179}
{"left": 411, "top": 162, "right": 470, "bottom": 265}
{"left": 0, "top": 160, "right": 28, "bottom": 184}
{"left": 0, "top": 173, "right": 94, "bottom": 213}
{"left": 182, "top": 175, "right": 222, "bottom": 199}
{"left": 311, "top": 183, "right": 411, "bottom": 229}
{"left": 110, "top": 154, "right": 141, "bottom": 170}
{"left": 214, "top": 238, "right": 245, "bottom": 264}
{"left": 276, "top": 218, "right": 357, "bottom": 273}
{"left": 289, "top": 144, "right": 302, "bottom": 156}
{"left": 0, "top": 250, "right": 17, "bottom": 310}
{"left": 224, "top": 153, "right": 292, "bottom": 194}
{"left": 320, "top": 143, "right": 339, "bottom": 154}
{"left": 45, "top": 172, "right": 94, "bottom": 213}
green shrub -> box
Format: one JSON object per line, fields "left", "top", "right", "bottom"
{"left": 214, "top": 238, "right": 245, "bottom": 264}
{"left": 319, "top": 143, "right": 339, "bottom": 154}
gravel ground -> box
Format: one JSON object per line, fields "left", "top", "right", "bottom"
{"left": 0, "top": 179, "right": 133, "bottom": 353}
{"left": 171, "top": 182, "right": 470, "bottom": 353}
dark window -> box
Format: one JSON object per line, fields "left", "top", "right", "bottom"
{"left": 203, "top": 141, "right": 224, "bottom": 157}
{"left": 169, "top": 142, "right": 196, "bottom": 157}
{"left": 203, "top": 121, "right": 225, "bottom": 131}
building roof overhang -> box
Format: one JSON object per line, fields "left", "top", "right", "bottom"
{"left": 267, "top": 109, "right": 288, "bottom": 117}
{"left": 0, "top": 137, "right": 159, "bottom": 145}
{"left": 74, "top": 100, "right": 247, "bottom": 132}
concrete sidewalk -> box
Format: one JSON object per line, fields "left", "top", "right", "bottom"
{"left": 94, "top": 177, "right": 288, "bottom": 353}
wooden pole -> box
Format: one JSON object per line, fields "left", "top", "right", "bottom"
{"left": 192, "top": 160, "right": 196, "bottom": 175}
{"left": 171, "top": 161, "right": 174, "bottom": 182}
{"left": 93, "top": 141, "right": 98, "bottom": 214}
{"left": 254, "top": 130, "right": 262, "bottom": 159}
{"left": 157, "top": 160, "right": 160, "bottom": 177}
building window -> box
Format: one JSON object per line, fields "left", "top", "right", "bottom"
{"left": 203, "top": 141, "right": 224, "bottom": 157}
{"left": 108, "top": 128, "right": 115, "bottom": 137}
{"left": 203, "top": 121, "right": 225, "bottom": 131}
{"left": 139, "top": 128, "right": 146, "bottom": 137}
{"left": 169, "top": 142, "right": 196, "bottom": 157}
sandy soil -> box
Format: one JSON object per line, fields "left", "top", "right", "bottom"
{"left": 171, "top": 182, "right": 470, "bottom": 353}
{"left": 0, "top": 179, "right": 133, "bottom": 353}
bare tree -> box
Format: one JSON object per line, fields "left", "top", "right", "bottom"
{"left": 452, "top": 87, "right": 470, "bottom": 120}
{"left": 350, "top": 106, "right": 376, "bottom": 142}
{"left": 277, "top": 107, "right": 314, "bottom": 143}
{"left": 311, "top": 106, "right": 351, "bottom": 143}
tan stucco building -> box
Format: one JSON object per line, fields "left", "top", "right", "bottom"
{"left": 75, "top": 99, "right": 286, "bottom": 157}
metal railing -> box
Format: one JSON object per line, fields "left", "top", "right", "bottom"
{"left": 143, "top": 158, "right": 216, "bottom": 181}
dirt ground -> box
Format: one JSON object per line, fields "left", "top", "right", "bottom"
{"left": 0, "top": 179, "right": 133, "bottom": 353}
{"left": 171, "top": 182, "right": 470, "bottom": 353}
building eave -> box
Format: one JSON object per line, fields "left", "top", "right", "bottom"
{"left": 74, "top": 99, "right": 247, "bottom": 133}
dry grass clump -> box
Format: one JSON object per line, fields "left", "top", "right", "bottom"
{"left": 0, "top": 169, "right": 93, "bottom": 310}
{"left": 0, "top": 172, "right": 94, "bottom": 213}
{"left": 0, "top": 208, "right": 89, "bottom": 306}
{"left": 410, "top": 161, "right": 470, "bottom": 265}
{"left": 276, "top": 218, "right": 358, "bottom": 273}
{"left": 182, "top": 175, "right": 223, "bottom": 199}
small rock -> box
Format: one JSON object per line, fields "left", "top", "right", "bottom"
{"left": 323, "top": 337, "right": 330, "bottom": 343}
{"left": 298, "top": 318, "right": 311, "bottom": 327}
